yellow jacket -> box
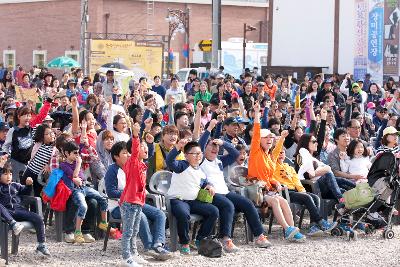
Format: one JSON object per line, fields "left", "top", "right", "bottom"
{"left": 273, "top": 162, "right": 305, "bottom": 192}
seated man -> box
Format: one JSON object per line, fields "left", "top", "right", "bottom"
{"left": 199, "top": 119, "right": 272, "bottom": 252}
{"left": 105, "top": 141, "right": 172, "bottom": 262}
{"left": 166, "top": 140, "right": 219, "bottom": 255}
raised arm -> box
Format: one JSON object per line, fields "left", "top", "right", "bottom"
{"left": 250, "top": 101, "right": 261, "bottom": 151}
{"left": 71, "top": 96, "right": 80, "bottom": 135}
{"left": 193, "top": 101, "right": 203, "bottom": 141}
{"left": 166, "top": 139, "right": 189, "bottom": 173}
{"left": 30, "top": 99, "right": 52, "bottom": 127}
{"left": 219, "top": 140, "right": 240, "bottom": 168}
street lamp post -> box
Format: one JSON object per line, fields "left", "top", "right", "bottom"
{"left": 242, "top": 23, "right": 257, "bottom": 71}
{"left": 166, "top": 8, "right": 190, "bottom": 75}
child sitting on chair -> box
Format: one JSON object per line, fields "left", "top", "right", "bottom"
{"left": 0, "top": 156, "right": 50, "bottom": 256}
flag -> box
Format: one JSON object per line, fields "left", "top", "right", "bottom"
{"left": 183, "top": 44, "right": 189, "bottom": 58}
{"left": 169, "top": 48, "right": 174, "bottom": 60}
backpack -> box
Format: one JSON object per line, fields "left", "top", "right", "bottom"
{"left": 198, "top": 236, "right": 223, "bottom": 258}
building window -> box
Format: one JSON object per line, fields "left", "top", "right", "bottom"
{"left": 3, "top": 50, "right": 16, "bottom": 69}
{"left": 33, "top": 50, "right": 47, "bottom": 68}
{"left": 65, "top": 50, "right": 80, "bottom": 63}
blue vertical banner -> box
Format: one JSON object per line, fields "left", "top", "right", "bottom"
{"left": 354, "top": 0, "right": 369, "bottom": 81}
{"left": 368, "top": 0, "right": 384, "bottom": 85}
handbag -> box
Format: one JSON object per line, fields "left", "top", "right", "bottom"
{"left": 198, "top": 236, "right": 223, "bottom": 258}
{"left": 196, "top": 188, "right": 214, "bottom": 203}
{"left": 245, "top": 180, "right": 266, "bottom": 206}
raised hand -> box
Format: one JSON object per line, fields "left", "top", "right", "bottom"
{"left": 280, "top": 130, "right": 289, "bottom": 138}
{"left": 71, "top": 96, "right": 78, "bottom": 107}
{"left": 208, "top": 119, "right": 218, "bottom": 131}
{"left": 132, "top": 123, "right": 141, "bottom": 137}
{"left": 197, "top": 101, "right": 203, "bottom": 111}
{"left": 145, "top": 133, "right": 154, "bottom": 144}
{"left": 176, "top": 138, "right": 188, "bottom": 151}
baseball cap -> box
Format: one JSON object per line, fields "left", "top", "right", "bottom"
{"left": 0, "top": 122, "right": 9, "bottom": 131}
{"left": 216, "top": 74, "right": 225, "bottom": 79}
{"left": 235, "top": 117, "right": 250, "bottom": 124}
{"left": 356, "top": 79, "right": 364, "bottom": 83}
{"left": 366, "top": 102, "right": 376, "bottom": 109}
{"left": 43, "top": 115, "right": 54, "bottom": 122}
{"left": 67, "top": 79, "right": 77, "bottom": 85}
{"left": 351, "top": 82, "right": 360, "bottom": 89}
{"left": 383, "top": 126, "right": 399, "bottom": 136}
{"left": 376, "top": 106, "right": 387, "bottom": 113}
{"left": 260, "top": 128, "right": 272, "bottom": 138}
{"left": 224, "top": 117, "right": 239, "bottom": 126}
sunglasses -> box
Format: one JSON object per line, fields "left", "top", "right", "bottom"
{"left": 310, "top": 139, "right": 318, "bottom": 143}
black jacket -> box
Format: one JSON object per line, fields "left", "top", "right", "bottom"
{"left": 0, "top": 182, "right": 31, "bottom": 210}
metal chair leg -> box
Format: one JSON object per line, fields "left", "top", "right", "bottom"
{"left": 55, "top": 211, "right": 64, "bottom": 242}
{"left": 299, "top": 208, "right": 306, "bottom": 229}
{"left": 103, "top": 224, "right": 112, "bottom": 251}
{"left": 268, "top": 211, "right": 274, "bottom": 234}
{"left": 11, "top": 234, "right": 19, "bottom": 255}
{"left": 0, "top": 221, "right": 9, "bottom": 265}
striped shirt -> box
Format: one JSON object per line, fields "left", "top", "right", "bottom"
{"left": 27, "top": 144, "right": 55, "bottom": 175}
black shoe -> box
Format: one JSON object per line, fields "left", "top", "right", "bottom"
{"left": 36, "top": 244, "right": 51, "bottom": 257}
{"left": 151, "top": 245, "right": 174, "bottom": 261}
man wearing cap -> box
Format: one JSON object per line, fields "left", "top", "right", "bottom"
{"left": 373, "top": 106, "right": 388, "bottom": 130}
{"left": 315, "top": 79, "right": 334, "bottom": 106}
{"left": 220, "top": 117, "right": 248, "bottom": 151}
{"left": 0, "top": 122, "right": 10, "bottom": 151}
{"left": 66, "top": 79, "right": 78, "bottom": 98}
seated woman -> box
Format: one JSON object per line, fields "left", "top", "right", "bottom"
{"left": 273, "top": 149, "right": 336, "bottom": 236}
{"left": 339, "top": 139, "right": 371, "bottom": 184}
{"left": 248, "top": 101, "right": 305, "bottom": 242}
{"left": 294, "top": 134, "right": 356, "bottom": 202}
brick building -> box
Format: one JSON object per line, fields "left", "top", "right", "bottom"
{"left": 0, "top": 0, "right": 268, "bottom": 76}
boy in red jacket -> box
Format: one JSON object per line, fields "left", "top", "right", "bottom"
{"left": 120, "top": 122, "right": 149, "bottom": 267}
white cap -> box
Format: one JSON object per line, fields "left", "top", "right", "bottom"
{"left": 260, "top": 129, "right": 272, "bottom": 138}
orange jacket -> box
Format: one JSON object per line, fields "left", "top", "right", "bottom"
{"left": 248, "top": 122, "right": 284, "bottom": 190}
{"left": 264, "top": 84, "right": 277, "bottom": 100}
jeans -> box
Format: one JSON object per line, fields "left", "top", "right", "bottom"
{"left": 318, "top": 172, "right": 356, "bottom": 200}
{"left": 7, "top": 207, "right": 45, "bottom": 243}
{"left": 111, "top": 204, "right": 166, "bottom": 249}
{"left": 170, "top": 199, "right": 219, "bottom": 245}
{"left": 288, "top": 191, "right": 321, "bottom": 223}
{"left": 72, "top": 186, "right": 108, "bottom": 219}
{"left": 121, "top": 202, "right": 142, "bottom": 260}
{"left": 64, "top": 197, "right": 98, "bottom": 234}
{"left": 10, "top": 158, "right": 26, "bottom": 183}
{"left": 213, "top": 192, "right": 264, "bottom": 238}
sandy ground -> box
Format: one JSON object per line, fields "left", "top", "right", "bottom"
{"left": 3, "top": 219, "right": 400, "bottom": 267}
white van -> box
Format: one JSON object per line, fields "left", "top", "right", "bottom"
{"left": 175, "top": 67, "right": 209, "bottom": 88}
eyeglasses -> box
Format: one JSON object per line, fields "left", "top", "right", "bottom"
{"left": 187, "top": 152, "right": 203, "bottom": 156}
{"left": 72, "top": 151, "right": 79, "bottom": 155}
{"left": 310, "top": 139, "right": 318, "bottom": 144}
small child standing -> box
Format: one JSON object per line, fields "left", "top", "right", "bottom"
{"left": 59, "top": 141, "right": 108, "bottom": 244}
{"left": 120, "top": 122, "right": 149, "bottom": 267}
{"left": 340, "top": 139, "right": 371, "bottom": 184}
{"left": 0, "top": 157, "right": 50, "bottom": 256}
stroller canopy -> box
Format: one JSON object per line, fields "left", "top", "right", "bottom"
{"left": 368, "top": 152, "right": 398, "bottom": 187}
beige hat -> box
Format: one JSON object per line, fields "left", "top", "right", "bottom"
{"left": 260, "top": 128, "right": 272, "bottom": 138}
{"left": 383, "top": 126, "right": 398, "bottom": 136}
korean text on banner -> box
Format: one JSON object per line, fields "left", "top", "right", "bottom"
{"left": 368, "top": 0, "right": 384, "bottom": 85}
{"left": 354, "top": 0, "right": 369, "bottom": 81}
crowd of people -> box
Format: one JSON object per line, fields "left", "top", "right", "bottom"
{"left": 0, "top": 63, "right": 399, "bottom": 267}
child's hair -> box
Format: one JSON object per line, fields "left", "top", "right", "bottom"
{"left": 33, "top": 124, "right": 51, "bottom": 143}
{"left": 235, "top": 144, "right": 247, "bottom": 152}
{"left": 101, "top": 130, "right": 114, "bottom": 141}
{"left": 179, "top": 128, "right": 192, "bottom": 140}
{"left": 110, "top": 141, "right": 127, "bottom": 162}
{"left": 0, "top": 160, "right": 12, "bottom": 176}
{"left": 63, "top": 141, "right": 80, "bottom": 154}
{"left": 55, "top": 133, "right": 71, "bottom": 152}
{"left": 346, "top": 139, "right": 368, "bottom": 159}
{"left": 183, "top": 141, "right": 200, "bottom": 154}
{"left": 126, "top": 138, "right": 146, "bottom": 154}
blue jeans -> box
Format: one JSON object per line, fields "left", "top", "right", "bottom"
{"left": 317, "top": 172, "right": 356, "bottom": 200}
{"left": 213, "top": 192, "right": 264, "bottom": 238}
{"left": 288, "top": 191, "right": 321, "bottom": 223}
{"left": 111, "top": 204, "right": 167, "bottom": 250}
{"left": 121, "top": 202, "right": 142, "bottom": 260}
{"left": 72, "top": 186, "right": 108, "bottom": 219}
{"left": 170, "top": 199, "right": 219, "bottom": 245}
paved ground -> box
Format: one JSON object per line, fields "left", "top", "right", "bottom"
{"left": 3, "top": 219, "right": 400, "bottom": 267}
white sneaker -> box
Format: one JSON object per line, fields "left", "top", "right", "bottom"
{"left": 12, "top": 223, "right": 24, "bottom": 235}
{"left": 64, "top": 233, "right": 75, "bottom": 243}
{"left": 132, "top": 254, "right": 148, "bottom": 264}
{"left": 83, "top": 233, "right": 95, "bottom": 243}
{"left": 122, "top": 258, "right": 142, "bottom": 267}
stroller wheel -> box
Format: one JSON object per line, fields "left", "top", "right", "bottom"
{"left": 331, "top": 227, "right": 342, "bottom": 237}
{"left": 383, "top": 229, "right": 395, "bottom": 239}
{"left": 346, "top": 231, "right": 358, "bottom": 241}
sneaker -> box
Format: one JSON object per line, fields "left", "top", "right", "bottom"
{"left": 319, "top": 219, "right": 337, "bottom": 233}
{"left": 284, "top": 226, "right": 299, "bottom": 240}
{"left": 132, "top": 254, "right": 148, "bottom": 264}
{"left": 194, "top": 239, "right": 200, "bottom": 249}
{"left": 36, "top": 244, "right": 51, "bottom": 256}
{"left": 12, "top": 223, "right": 24, "bottom": 236}
{"left": 151, "top": 245, "right": 174, "bottom": 261}
{"left": 180, "top": 245, "right": 191, "bottom": 255}
{"left": 222, "top": 239, "right": 239, "bottom": 253}
{"left": 83, "top": 233, "right": 95, "bottom": 243}
{"left": 64, "top": 233, "right": 75, "bottom": 243}
{"left": 293, "top": 232, "right": 306, "bottom": 243}
{"left": 98, "top": 221, "right": 108, "bottom": 231}
{"left": 74, "top": 232, "right": 85, "bottom": 244}
{"left": 122, "top": 258, "right": 142, "bottom": 267}
{"left": 254, "top": 234, "right": 272, "bottom": 248}
{"left": 307, "top": 225, "right": 323, "bottom": 236}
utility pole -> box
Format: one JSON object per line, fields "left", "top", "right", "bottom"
{"left": 333, "top": 0, "right": 340, "bottom": 74}
{"left": 243, "top": 23, "right": 257, "bottom": 71}
{"left": 80, "top": 0, "right": 88, "bottom": 74}
{"left": 212, "top": 0, "right": 221, "bottom": 68}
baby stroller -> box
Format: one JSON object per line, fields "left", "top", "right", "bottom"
{"left": 331, "top": 151, "right": 400, "bottom": 240}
